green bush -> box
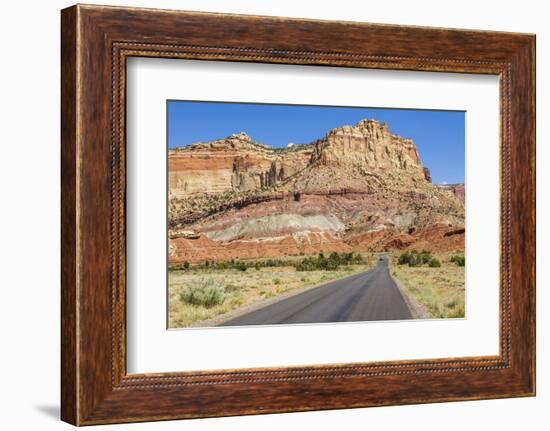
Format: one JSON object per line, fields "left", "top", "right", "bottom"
{"left": 398, "top": 252, "right": 411, "bottom": 265}
{"left": 234, "top": 261, "right": 248, "bottom": 272}
{"left": 324, "top": 258, "right": 339, "bottom": 270}
{"left": 328, "top": 252, "right": 341, "bottom": 266}
{"left": 192, "top": 252, "right": 365, "bottom": 273}
{"left": 398, "top": 250, "right": 434, "bottom": 267}
{"left": 180, "top": 278, "right": 225, "bottom": 307}
{"left": 428, "top": 258, "right": 441, "bottom": 267}
{"left": 450, "top": 254, "right": 465, "bottom": 267}
{"left": 419, "top": 251, "right": 433, "bottom": 265}
{"left": 406, "top": 252, "right": 422, "bottom": 267}
{"left": 408, "top": 255, "right": 421, "bottom": 267}
{"left": 296, "top": 257, "right": 315, "bottom": 272}
{"left": 169, "top": 262, "right": 192, "bottom": 271}
{"left": 294, "top": 251, "right": 363, "bottom": 271}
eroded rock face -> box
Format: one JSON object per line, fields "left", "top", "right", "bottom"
{"left": 435, "top": 184, "right": 465, "bottom": 203}
{"left": 423, "top": 167, "right": 432, "bottom": 183}
{"left": 169, "top": 132, "right": 313, "bottom": 198}
{"left": 169, "top": 119, "right": 430, "bottom": 199}
{"left": 310, "top": 119, "right": 423, "bottom": 177}
{"left": 168, "top": 119, "right": 465, "bottom": 262}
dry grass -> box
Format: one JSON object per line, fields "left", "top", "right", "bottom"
{"left": 391, "top": 253, "right": 465, "bottom": 318}
{"left": 168, "top": 257, "right": 372, "bottom": 328}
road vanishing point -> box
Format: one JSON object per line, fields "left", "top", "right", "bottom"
{"left": 219, "top": 257, "right": 413, "bottom": 326}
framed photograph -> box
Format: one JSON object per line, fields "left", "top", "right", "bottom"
{"left": 165, "top": 101, "right": 465, "bottom": 329}
{"left": 61, "top": 4, "right": 535, "bottom": 425}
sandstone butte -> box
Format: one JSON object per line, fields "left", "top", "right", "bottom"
{"left": 168, "top": 118, "right": 465, "bottom": 264}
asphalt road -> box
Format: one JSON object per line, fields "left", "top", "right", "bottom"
{"left": 220, "top": 257, "right": 412, "bottom": 326}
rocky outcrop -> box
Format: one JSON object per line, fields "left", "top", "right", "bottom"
{"left": 169, "top": 119, "right": 431, "bottom": 199}
{"left": 423, "top": 167, "right": 432, "bottom": 183}
{"left": 168, "top": 118, "right": 465, "bottom": 262}
{"left": 169, "top": 132, "right": 312, "bottom": 199}
{"left": 435, "top": 183, "right": 465, "bottom": 203}
{"left": 169, "top": 230, "right": 200, "bottom": 240}
{"left": 169, "top": 133, "right": 265, "bottom": 198}
{"left": 310, "top": 119, "right": 424, "bottom": 178}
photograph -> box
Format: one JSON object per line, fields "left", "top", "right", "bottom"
{"left": 167, "top": 101, "right": 466, "bottom": 328}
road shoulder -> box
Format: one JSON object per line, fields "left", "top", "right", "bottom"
{"left": 390, "top": 272, "right": 433, "bottom": 319}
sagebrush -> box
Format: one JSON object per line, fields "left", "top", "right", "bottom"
{"left": 179, "top": 277, "right": 225, "bottom": 307}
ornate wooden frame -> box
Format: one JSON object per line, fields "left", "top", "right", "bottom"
{"left": 61, "top": 4, "right": 535, "bottom": 425}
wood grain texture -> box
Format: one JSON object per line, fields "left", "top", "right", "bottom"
{"left": 60, "top": 5, "right": 78, "bottom": 425}
{"left": 60, "top": 4, "right": 536, "bottom": 425}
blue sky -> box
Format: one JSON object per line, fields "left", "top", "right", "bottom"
{"left": 167, "top": 101, "right": 465, "bottom": 184}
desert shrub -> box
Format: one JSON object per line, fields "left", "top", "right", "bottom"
{"left": 408, "top": 253, "right": 422, "bottom": 267}
{"left": 398, "top": 252, "right": 411, "bottom": 265}
{"left": 450, "top": 254, "right": 465, "bottom": 267}
{"left": 420, "top": 250, "right": 433, "bottom": 265}
{"left": 234, "top": 261, "right": 248, "bottom": 272}
{"left": 342, "top": 252, "right": 353, "bottom": 264}
{"left": 169, "top": 262, "right": 190, "bottom": 271}
{"left": 445, "top": 298, "right": 458, "bottom": 308}
{"left": 399, "top": 250, "right": 433, "bottom": 267}
{"left": 296, "top": 256, "right": 323, "bottom": 271}
{"left": 273, "top": 278, "right": 281, "bottom": 285}
{"left": 295, "top": 257, "right": 317, "bottom": 271}
{"left": 329, "top": 252, "right": 342, "bottom": 266}
{"left": 294, "top": 252, "right": 362, "bottom": 271}
{"left": 180, "top": 278, "right": 225, "bottom": 307}
{"left": 407, "top": 257, "right": 419, "bottom": 267}
{"left": 324, "top": 258, "right": 339, "bottom": 270}
{"left": 447, "top": 302, "right": 465, "bottom": 318}
{"left": 183, "top": 261, "right": 190, "bottom": 269}
{"left": 428, "top": 257, "right": 441, "bottom": 267}
{"left": 194, "top": 252, "right": 364, "bottom": 273}
{"left": 263, "top": 259, "right": 285, "bottom": 268}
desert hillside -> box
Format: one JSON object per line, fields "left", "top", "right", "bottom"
{"left": 168, "top": 119, "right": 465, "bottom": 263}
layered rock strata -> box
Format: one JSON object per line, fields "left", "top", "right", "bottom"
{"left": 168, "top": 119, "right": 465, "bottom": 263}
